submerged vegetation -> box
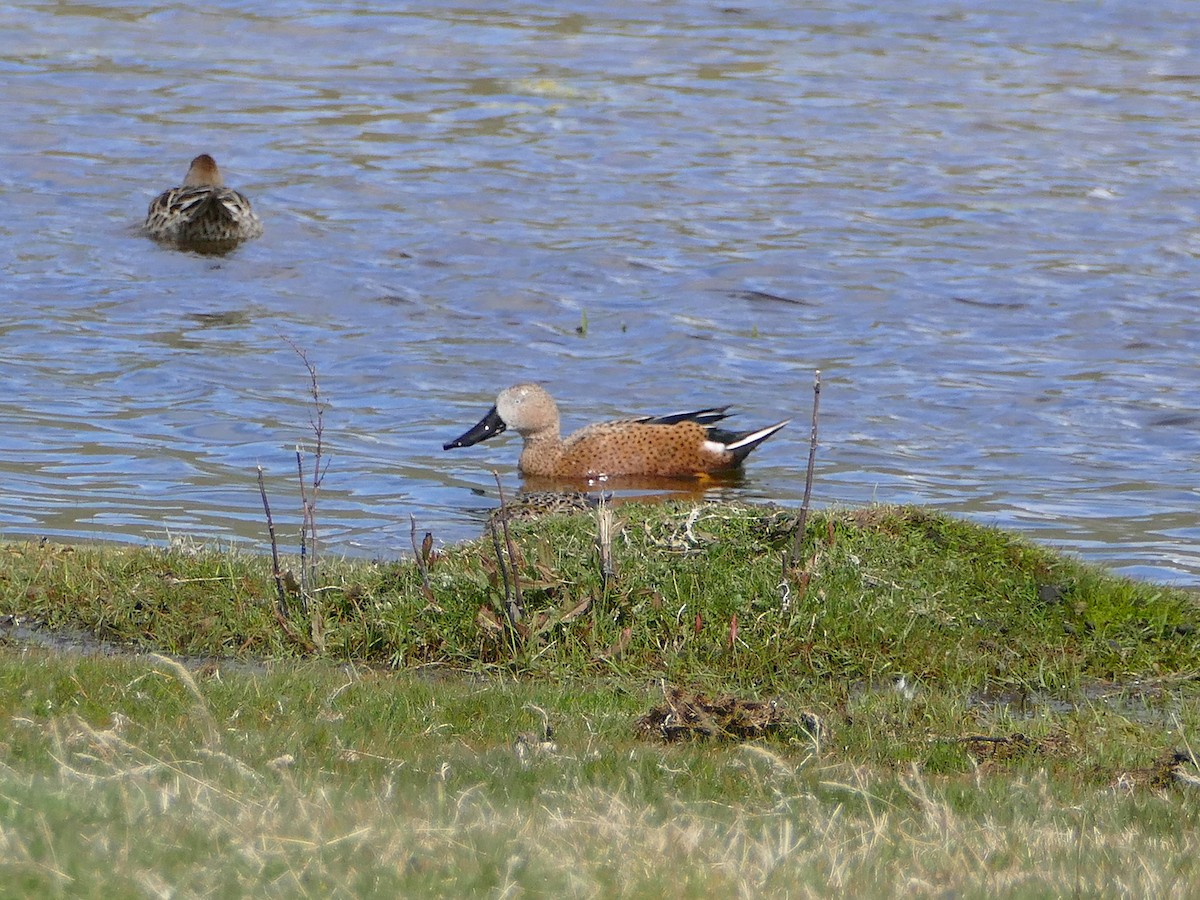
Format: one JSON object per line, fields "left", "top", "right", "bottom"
{"left": 2, "top": 501, "right": 1198, "bottom": 894}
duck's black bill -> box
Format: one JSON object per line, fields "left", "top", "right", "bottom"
{"left": 443, "top": 406, "right": 507, "bottom": 450}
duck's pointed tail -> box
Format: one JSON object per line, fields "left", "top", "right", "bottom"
{"left": 715, "top": 419, "right": 791, "bottom": 465}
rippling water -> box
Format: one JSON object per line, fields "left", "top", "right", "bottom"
{"left": 1, "top": 2, "right": 1198, "bottom": 584}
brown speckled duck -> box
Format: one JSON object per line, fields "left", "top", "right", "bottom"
{"left": 443, "top": 383, "right": 789, "bottom": 479}
{"left": 143, "top": 154, "right": 262, "bottom": 249}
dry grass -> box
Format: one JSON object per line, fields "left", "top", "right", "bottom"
{"left": 2, "top": 653, "right": 1198, "bottom": 898}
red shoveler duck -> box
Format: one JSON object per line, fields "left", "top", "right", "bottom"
{"left": 143, "top": 154, "right": 263, "bottom": 249}
{"left": 443, "top": 383, "right": 789, "bottom": 479}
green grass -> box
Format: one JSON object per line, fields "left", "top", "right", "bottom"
{"left": 4, "top": 503, "right": 1197, "bottom": 690}
{"left": 0, "top": 652, "right": 1198, "bottom": 897}
{"left": 1, "top": 502, "right": 1199, "bottom": 895}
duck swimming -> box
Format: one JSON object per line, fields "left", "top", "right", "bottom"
{"left": 444, "top": 383, "right": 789, "bottom": 479}
{"left": 143, "top": 154, "right": 262, "bottom": 249}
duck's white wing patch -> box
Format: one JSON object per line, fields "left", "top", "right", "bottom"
{"left": 722, "top": 420, "right": 791, "bottom": 452}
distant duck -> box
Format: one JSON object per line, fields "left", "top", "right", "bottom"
{"left": 143, "top": 154, "right": 262, "bottom": 249}
{"left": 444, "top": 383, "right": 789, "bottom": 479}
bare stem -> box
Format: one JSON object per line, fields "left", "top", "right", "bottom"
{"left": 410, "top": 513, "right": 434, "bottom": 598}
{"left": 595, "top": 492, "right": 616, "bottom": 590}
{"left": 295, "top": 447, "right": 310, "bottom": 615}
{"left": 493, "top": 471, "right": 525, "bottom": 626}
{"left": 486, "top": 516, "right": 521, "bottom": 665}
{"left": 787, "top": 369, "right": 822, "bottom": 573}
{"left": 257, "top": 466, "right": 289, "bottom": 618}
{"left": 272, "top": 604, "right": 316, "bottom": 653}
{"left": 282, "top": 335, "right": 326, "bottom": 608}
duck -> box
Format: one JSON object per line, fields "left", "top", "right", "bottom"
{"left": 143, "top": 154, "right": 262, "bottom": 248}
{"left": 443, "top": 383, "right": 789, "bottom": 479}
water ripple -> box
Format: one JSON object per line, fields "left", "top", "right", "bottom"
{"left": 0, "top": 1, "right": 1197, "bottom": 584}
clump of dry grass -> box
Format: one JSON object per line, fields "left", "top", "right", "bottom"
{"left": 634, "top": 683, "right": 821, "bottom": 744}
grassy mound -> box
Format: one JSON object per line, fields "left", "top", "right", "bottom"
{"left": 3, "top": 503, "right": 1196, "bottom": 692}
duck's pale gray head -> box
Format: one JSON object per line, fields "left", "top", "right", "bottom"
{"left": 443, "top": 383, "right": 559, "bottom": 450}
{"left": 493, "top": 383, "right": 558, "bottom": 437}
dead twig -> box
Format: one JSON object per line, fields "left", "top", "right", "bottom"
{"left": 488, "top": 517, "right": 513, "bottom": 616}
{"left": 295, "top": 447, "right": 310, "bottom": 612}
{"left": 273, "top": 604, "right": 317, "bottom": 653}
{"left": 785, "top": 370, "right": 822, "bottom": 594}
{"left": 493, "top": 472, "right": 525, "bottom": 627}
{"left": 281, "top": 336, "right": 328, "bottom": 616}
{"left": 410, "top": 514, "right": 435, "bottom": 600}
{"left": 257, "top": 466, "right": 289, "bottom": 618}
{"left": 595, "top": 492, "right": 617, "bottom": 590}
